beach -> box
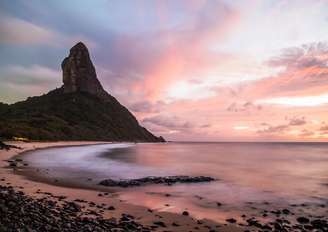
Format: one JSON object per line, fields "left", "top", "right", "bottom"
{"left": 0, "top": 141, "right": 242, "bottom": 232}
{"left": 1, "top": 141, "right": 328, "bottom": 231}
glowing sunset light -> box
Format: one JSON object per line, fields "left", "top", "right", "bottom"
{"left": 258, "top": 93, "right": 328, "bottom": 107}
{"left": 233, "top": 126, "right": 249, "bottom": 130}
{"left": 1, "top": 0, "right": 328, "bottom": 141}
{"left": 166, "top": 80, "right": 216, "bottom": 101}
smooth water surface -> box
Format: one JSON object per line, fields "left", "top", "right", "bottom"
{"left": 21, "top": 142, "right": 328, "bottom": 222}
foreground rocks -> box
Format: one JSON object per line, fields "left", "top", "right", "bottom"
{"left": 99, "top": 176, "right": 215, "bottom": 187}
{"left": 0, "top": 185, "right": 150, "bottom": 232}
{"left": 221, "top": 202, "right": 328, "bottom": 232}
{"left": 1, "top": 183, "right": 327, "bottom": 232}
{"left": 5, "top": 158, "right": 28, "bottom": 168}
{"left": 0, "top": 141, "right": 21, "bottom": 151}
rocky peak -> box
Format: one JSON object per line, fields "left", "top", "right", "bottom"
{"left": 61, "top": 42, "right": 106, "bottom": 97}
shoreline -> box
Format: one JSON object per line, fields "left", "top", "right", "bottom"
{"left": 2, "top": 141, "right": 327, "bottom": 231}
{"left": 0, "top": 141, "right": 241, "bottom": 232}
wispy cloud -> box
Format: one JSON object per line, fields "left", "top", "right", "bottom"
{"left": 129, "top": 100, "right": 166, "bottom": 113}
{"left": 243, "top": 42, "right": 328, "bottom": 100}
{"left": 227, "top": 101, "right": 262, "bottom": 112}
{"left": 257, "top": 116, "right": 306, "bottom": 135}
{"left": 0, "top": 14, "right": 96, "bottom": 48}
{"left": 258, "top": 94, "right": 328, "bottom": 107}
{"left": 143, "top": 115, "right": 193, "bottom": 131}
{"left": 0, "top": 65, "right": 61, "bottom": 103}
{"left": 0, "top": 15, "right": 56, "bottom": 45}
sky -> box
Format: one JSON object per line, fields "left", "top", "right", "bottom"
{"left": 1, "top": 0, "right": 328, "bottom": 141}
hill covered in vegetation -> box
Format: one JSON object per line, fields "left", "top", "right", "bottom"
{"left": 0, "top": 42, "right": 164, "bottom": 142}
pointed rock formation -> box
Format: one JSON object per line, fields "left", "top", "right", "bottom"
{"left": 0, "top": 42, "right": 165, "bottom": 142}
{"left": 61, "top": 42, "right": 106, "bottom": 98}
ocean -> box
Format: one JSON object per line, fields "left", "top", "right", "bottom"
{"left": 19, "top": 142, "right": 328, "bottom": 223}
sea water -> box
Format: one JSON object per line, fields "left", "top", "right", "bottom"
{"left": 21, "top": 142, "right": 328, "bottom": 222}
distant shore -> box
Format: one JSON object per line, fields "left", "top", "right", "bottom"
{"left": 0, "top": 141, "right": 240, "bottom": 232}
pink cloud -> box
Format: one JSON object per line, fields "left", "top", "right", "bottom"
{"left": 118, "top": 2, "right": 241, "bottom": 101}
{"left": 240, "top": 42, "right": 328, "bottom": 100}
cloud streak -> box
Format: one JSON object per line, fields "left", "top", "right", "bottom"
{"left": 0, "top": 14, "right": 96, "bottom": 48}
{"left": 0, "top": 65, "right": 61, "bottom": 102}
{"left": 0, "top": 15, "right": 56, "bottom": 45}
{"left": 257, "top": 117, "right": 307, "bottom": 135}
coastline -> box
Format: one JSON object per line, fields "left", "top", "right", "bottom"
{"left": 0, "top": 141, "right": 241, "bottom": 232}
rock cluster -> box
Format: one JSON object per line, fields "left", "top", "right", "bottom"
{"left": 222, "top": 203, "right": 328, "bottom": 231}
{"left": 0, "top": 185, "right": 151, "bottom": 232}
{"left": 99, "top": 175, "right": 215, "bottom": 187}
{"left": 0, "top": 141, "right": 21, "bottom": 150}
{"left": 240, "top": 216, "right": 328, "bottom": 231}
{"left": 61, "top": 42, "right": 107, "bottom": 98}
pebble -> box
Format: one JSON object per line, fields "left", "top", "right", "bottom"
{"left": 182, "top": 211, "right": 189, "bottom": 216}
{"left": 0, "top": 185, "right": 151, "bottom": 231}
{"left": 226, "top": 218, "right": 237, "bottom": 223}
{"left": 297, "top": 216, "right": 310, "bottom": 224}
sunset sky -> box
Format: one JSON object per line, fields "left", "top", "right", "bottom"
{"left": 1, "top": 0, "right": 328, "bottom": 141}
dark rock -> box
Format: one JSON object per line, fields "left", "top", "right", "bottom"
{"left": 311, "top": 219, "right": 328, "bottom": 229}
{"left": 297, "top": 217, "right": 310, "bottom": 224}
{"left": 271, "top": 210, "right": 281, "bottom": 215}
{"left": 0, "top": 184, "right": 150, "bottom": 231}
{"left": 99, "top": 175, "right": 215, "bottom": 187}
{"left": 246, "top": 218, "right": 262, "bottom": 228}
{"left": 273, "top": 221, "right": 283, "bottom": 230}
{"left": 226, "top": 218, "right": 237, "bottom": 223}
{"left": 153, "top": 221, "right": 166, "bottom": 227}
{"left": 62, "top": 42, "right": 106, "bottom": 98}
{"left": 9, "top": 162, "right": 17, "bottom": 167}
{"left": 304, "top": 224, "right": 314, "bottom": 230}
{"left": 182, "top": 211, "right": 189, "bottom": 216}
{"left": 172, "top": 222, "right": 180, "bottom": 226}
{"left": 0, "top": 141, "right": 21, "bottom": 150}
{"left": 63, "top": 202, "right": 81, "bottom": 213}
{"left": 282, "top": 209, "right": 290, "bottom": 214}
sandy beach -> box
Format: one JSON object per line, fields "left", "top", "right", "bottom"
{"left": 0, "top": 141, "right": 242, "bottom": 232}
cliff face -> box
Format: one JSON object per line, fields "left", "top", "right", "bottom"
{"left": 61, "top": 42, "right": 106, "bottom": 97}
{"left": 0, "top": 42, "right": 165, "bottom": 142}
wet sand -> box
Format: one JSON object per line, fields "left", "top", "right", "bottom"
{"left": 0, "top": 141, "right": 242, "bottom": 232}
